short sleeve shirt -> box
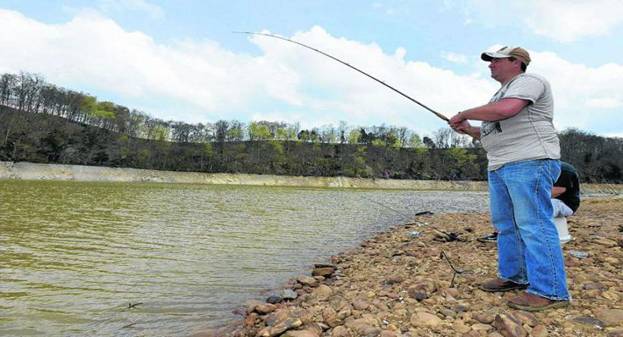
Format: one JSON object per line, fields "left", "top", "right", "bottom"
{"left": 480, "top": 73, "right": 560, "bottom": 170}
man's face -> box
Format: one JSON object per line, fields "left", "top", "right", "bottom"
{"left": 488, "top": 57, "right": 519, "bottom": 82}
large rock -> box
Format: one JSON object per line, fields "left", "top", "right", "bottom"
{"left": 530, "top": 324, "right": 548, "bottom": 337}
{"left": 313, "top": 264, "right": 337, "bottom": 277}
{"left": 594, "top": 308, "right": 623, "bottom": 327}
{"left": 331, "top": 326, "right": 352, "bottom": 337}
{"left": 493, "top": 313, "right": 527, "bottom": 337}
{"left": 312, "top": 284, "right": 333, "bottom": 301}
{"left": 264, "top": 308, "right": 290, "bottom": 326}
{"left": 407, "top": 279, "right": 437, "bottom": 301}
{"left": 257, "top": 318, "right": 303, "bottom": 337}
{"left": 298, "top": 275, "right": 319, "bottom": 287}
{"left": 281, "top": 289, "right": 299, "bottom": 300}
{"left": 352, "top": 298, "right": 370, "bottom": 311}
{"left": 511, "top": 311, "right": 538, "bottom": 327}
{"left": 410, "top": 311, "right": 442, "bottom": 328}
{"left": 379, "top": 330, "right": 397, "bottom": 337}
{"left": 245, "top": 300, "right": 265, "bottom": 313}
{"left": 473, "top": 312, "right": 495, "bottom": 324}
{"left": 255, "top": 303, "right": 277, "bottom": 315}
{"left": 322, "top": 307, "right": 340, "bottom": 327}
{"left": 282, "top": 329, "right": 320, "bottom": 337}
{"left": 345, "top": 317, "right": 380, "bottom": 337}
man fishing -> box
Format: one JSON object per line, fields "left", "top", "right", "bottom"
{"left": 449, "top": 46, "right": 569, "bottom": 311}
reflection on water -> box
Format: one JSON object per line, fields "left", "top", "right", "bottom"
{"left": 0, "top": 180, "right": 487, "bottom": 336}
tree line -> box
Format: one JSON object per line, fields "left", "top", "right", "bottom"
{"left": 1, "top": 72, "right": 621, "bottom": 182}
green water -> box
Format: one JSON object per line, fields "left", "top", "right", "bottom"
{"left": 0, "top": 180, "right": 487, "bottom": 336}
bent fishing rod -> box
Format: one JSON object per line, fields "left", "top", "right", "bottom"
{"left": 234, "top": 31, "right": 449, "bottom": 122}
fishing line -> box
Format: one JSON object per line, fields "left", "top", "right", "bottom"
{"left": 234, "top": 31, "right": 449, "bottom": 122}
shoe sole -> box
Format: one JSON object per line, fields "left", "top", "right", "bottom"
{"left": 479, "top": 284, "right": 528, "bottom": 292}
{"left": 507, "top": 300, "right": 569, "bottom": 312}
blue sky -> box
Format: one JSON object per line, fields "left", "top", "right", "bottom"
{"left": 1, "top": 0, "right": 622, "bottom": 137}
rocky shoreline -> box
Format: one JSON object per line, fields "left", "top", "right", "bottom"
{"left": 194, "top": 197, "right": 623, "bottom": 337}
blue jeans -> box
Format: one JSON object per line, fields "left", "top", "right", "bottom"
{"left": 488, "top": 159, "right": 569, "bottom": 300}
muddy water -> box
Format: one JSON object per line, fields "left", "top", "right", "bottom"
{"left": 0, "top": 180, "right": 488, "bottom": 336}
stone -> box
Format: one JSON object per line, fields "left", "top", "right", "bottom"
{"left": 384, "top": 275, "right": 404, "bottom": 285}
{"left": 281, "top": 289, "right": 299, "bottom": 300}
{"left": 265, "top": 308, "right": 290, "bottom": 326}
{"left": 593, "top": 238, "right": 618, "bottom": 247}
{"left": 258, "top": 318, "right": 303, "bottom": 337}
{"left": 255, "top": 303, "right": 277, "bottom": 314}
{"left": 245, "top": 300, "right": 264, "bottom": 313}
{"left": 282, "top": 329, "right": 320, "bottom": 337}
{"left": 244, "top": 312, "right": 258, "bottom": 327}
{"left": 571, "top": 315, "right": 605, "bottom": 328}
{"left": 452, "top": 320, "right": 471, "bottom": 333}
{"left": 472, "top": 323, "right": 492, "bottom": 332}
{"left": 410, "top": 311, "right": 443, "bottom": 328}
{"left": 583, "top": 282, "right": 606, "bottom": 290}
{"left": 337, "top": 307, "right": 352, "bottom": 320}
{"left": 530, "top": 324, "right": 548, "bottom": 337}
{"left": 607, "top": 328, "right": 623, "bottom": 337}
{"left": 331, "top": 326, "right": 351, "bottom": 337}
{"left": 298, "top": 275, "right": 319, "bottom": 287}
{"left": 379, "top": 330, "right": 397, "bottom": 337}
{"left": 345, "top": 318, "right": 380, "bottom": 337}
{"left": 602, "top": 290, "right": 621, "bottom": 301}
{"left": 492, "top": 313, "right": 527, "bottom": 337}
{"left": 323, "top": 307, "right": 340, "bottom": 327}
{"left": 474, "top": 312, "right": 495, "bottom": 324}
{"left": 266, "top": 295, "right": 282, "bottom": 304}
{"left": 353, "top": 298, "right": 370, "bottom": 311}
{"left": 312, "top": 285, "right": 333, "bottom": 301}
{"left": 511, "top": 311, "right": 538, "bottom": 327}
{"left": 488, "top": 333, "right": 505, "bottom": 337}
{"left": 313, "top": 264, "right": 337, "bottom": 277}
{"left": 595, "top": 308, "right": 623, "bottom": 327}
{"left": 407, "top": 279, "right": 437, "bottom": 301}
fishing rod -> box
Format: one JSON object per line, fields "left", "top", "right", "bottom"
{"left": 234, "top": 31, "right": 449, "bottom": 122}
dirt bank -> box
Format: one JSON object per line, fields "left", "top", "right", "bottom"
{"left": 197, "top": 197, "right": 623, "bottom": 337}
{"left": 1, "top": 161, "right": 621, "bottom": 195}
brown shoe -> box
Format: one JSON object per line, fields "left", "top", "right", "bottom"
{"left": 479, "top": 278, "right": 528, "bottom": 292}
{"left": 507, "top": 292, "right": 569, "bottom": 312}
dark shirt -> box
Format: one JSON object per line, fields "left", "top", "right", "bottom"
{"left": 554, "top": 162, "right": 580, "bottom": 212}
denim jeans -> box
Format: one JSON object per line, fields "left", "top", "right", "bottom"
{"left": 488, "top": 159, "right": 569, "bottom": 300}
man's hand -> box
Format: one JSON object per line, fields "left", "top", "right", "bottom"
{"left": 449, "top": 112, "right": 469, "bottom": 133}
{"left": 449, "top": 112, "right": 466, "bottom": 129}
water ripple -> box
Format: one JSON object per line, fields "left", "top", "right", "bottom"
{"left": 0, "top": 180, "right": 488, "bottom": 336}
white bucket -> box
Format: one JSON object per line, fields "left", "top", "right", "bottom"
{"left": 553, "top": 216, "right": 572, "bottom": 245}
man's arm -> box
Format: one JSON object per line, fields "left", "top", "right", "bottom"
{"left": 452, "top": 120, "right": 481, "bottom": 140}
{"left": 449, "top": 98, "right": 529, "bottom": 128}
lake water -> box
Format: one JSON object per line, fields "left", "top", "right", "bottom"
{"left": 0, "top": 180, "right": 488, "bottom": 337}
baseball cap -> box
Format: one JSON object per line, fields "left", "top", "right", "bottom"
{"left": 481, "top": 46, "right": 531, "bottom": 66}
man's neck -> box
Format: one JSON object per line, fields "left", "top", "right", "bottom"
{"left": 498, "top": 71, "right": 523, "bottom": 85}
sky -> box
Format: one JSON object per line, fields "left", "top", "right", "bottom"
{"left": 1, "top": 0, "right": 622, "bottom": 137}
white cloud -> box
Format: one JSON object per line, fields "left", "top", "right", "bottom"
{"left": 97, "top": 0, "right": 164, "bottom": 19}
{"left": 465, "top": 0, "right": 623, "bottom": 42}
{"left": 524, "top": 0, "right": 623, "bottom": 42}
{"left": 531, "top": 51, "right": 623, "bottom": 131}
{"left": 1, "top": 9, "right": 621, "bottom": 135}
{"left": 441, "top": 51, "right": 468, "bottom": 64}
{"left": 586, "top": 98, "right": 622, "bottom": 109}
